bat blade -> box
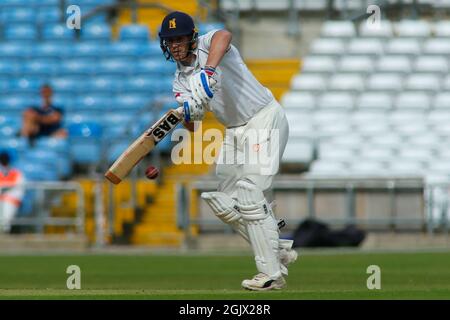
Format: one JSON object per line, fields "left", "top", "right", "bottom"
{"left": 105, "top": 107, "right": 183, "bottom": 184}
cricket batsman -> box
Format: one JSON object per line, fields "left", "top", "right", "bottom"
{"left": 159, "top": 11, "right": 297, "bottom": 290}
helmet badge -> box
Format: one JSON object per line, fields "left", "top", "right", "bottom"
{"left": 169, "top": 18, "right": 177, "bottom": 29}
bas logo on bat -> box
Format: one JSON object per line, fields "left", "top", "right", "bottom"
{"left": 150, "top": 113, "right": 180, "bottom": 142}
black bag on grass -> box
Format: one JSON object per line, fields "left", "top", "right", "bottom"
{"left": 292, "top": 219, "right": 366, "bottom": 248}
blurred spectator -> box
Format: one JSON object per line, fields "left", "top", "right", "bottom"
{"left": 0, "top": 151, "right": 25, "bottom": 233}
{"left": 20, "top": 84, "right": 67, "bottom": 144}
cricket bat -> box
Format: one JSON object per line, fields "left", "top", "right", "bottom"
{"left": 105, "top": 107, "right": 184, "bottom": 184}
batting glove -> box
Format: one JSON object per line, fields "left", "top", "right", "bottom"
{"left": 189, "top": 66, "right": 217, "bottom": 106}
{"left": 183, "top": 98, "right": 205, "bottom": 122}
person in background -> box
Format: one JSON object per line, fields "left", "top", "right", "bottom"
{"left": 0, "top": 151, "right": 25, "bottom": 233}
{"left": 20, "top": 84, "right": 67, "bottom": 144}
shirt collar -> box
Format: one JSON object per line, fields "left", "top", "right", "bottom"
{"left": 176, "top": 50, "right": 200, "bottom": 74}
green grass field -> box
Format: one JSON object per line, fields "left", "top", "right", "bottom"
{"left": 0, "top": 250, "right": 449, "bottom": 299}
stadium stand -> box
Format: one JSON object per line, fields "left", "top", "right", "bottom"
{"left": 0, "top": 0, "right": 227, "bottom": 243}
{"left": 280, "top": 17, "right": 450, "bottom": 184}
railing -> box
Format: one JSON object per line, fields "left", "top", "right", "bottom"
{"left": 178, "top": 176, "right": 450, "bottom": 239}
{"left": 1, "top": 176, "right": 448, "bottom": 247}
{"left": 0, "top": 181, "right": 85, "bottom": 234}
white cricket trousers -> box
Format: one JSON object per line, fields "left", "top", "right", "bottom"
{"left": 215, "top": 99, "right": 289, "bottom": 198}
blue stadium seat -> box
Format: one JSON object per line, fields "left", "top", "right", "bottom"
{"left": 4, "top": 24, "right": 38, "bottom": 42}
{"left": 136, "top": 58, "right": 175, "bottom": 75}
{"left": 0, "top": 60, "right": 20, "bottom": 76}
{"left": 71, "top": 2, "right": 113, "bottom": 26}
{"left": 135, "top": 59, "right": 160, "bottom": 74}
{"left": 33, "top": 41, "right": 67, "bottom": 58}
{"left": 3, "top": 0, "right": 58, "bottom": 5}
{"left": 33, "top": 144, "right": 72, "bottom": 179}
{"left": 81, "top": 23, "right": 111, "bottom": 42}
{"left": 59, "top": 59, "right": 95, "bottom": 75}
{"left": 102, "top": 42, "right": 159, "bottom": 58}
{"left": 132, "top": 77, "right": 172, "bottom": 94}
{"left": 0, "top": 115, "right": 9, "bottom": 126}
{"left": 138, "top": 111, "right": 157, "bottom": 126}
{"left": 43, "top": 0, "right": 60, "bottom": 4}
{"left": 0, "top": 77, "right": 8, "bottom": 91}
{"left": 70, "top": 42, "right": 105, "bottom": 58}
{"left": 54, "top": 75, "right": 91, "bottom": 91}
{"left": 0, "top": 136, "right": 28, "bottom": 151}
{"left": 68, "top": 121, "right": 103, "bottom": 138}
{"left": 103, "top": 124, "right": 129, "bottom": 140}
{"left": 114, "top": 94, "right": 151, "bottom": 111}
{"left": 0, "top": 96, "right": 36, "bottom": 110}
{"left": 82, "top": 14, "right": 109, "bottom": 27}
{"left": 37, "top": 7, "right": 62, "bottom": 24}
{"left": 97, "top": 58, "right": 135, "bottom": 75}
{"left": 8, "top": 78, "right": 42, "bottom": 94}
{"left": 52, "top": 92, "right": 75, "bottom": 109}
{"left": 0, "top": 76, "right": 7, "bottom": 89}
{"left": 0, "top": 121, "right": 21, "bottom": 140}
{"left": 106, "top": 139, "right": 133, "bottom": 164}
{"left": 86, "top": 76, "right": 121, "bottom": 93}
{"left": 75, "top": 94, "right": 111, "bottom": 110}
{"left": 42, "top": 24, "right": 76, "bottom": 42}
{"left": 68, "top": 122, "right": 103, "bottom": 165}
{"left": 103, "top": 112, "right": 138, "bottom": 138}
{"left": 119, "top": 24, "right": 150, "bottom": 42}
{"left": 0, "top": 43, "right": 32, "bottom": 59}
{"left": 121, "top": 76, "right": 159, "bottom": 93}
{"left": 155, "top": 77, "right": 173, "bottom": 93}
{"left": 0, "top": 115, "right": 21, "bottom": 127}
{"left": 16, "top": 161, "right": 58, "bottom": 181}
{"left": 21, "top": 59, "right": 57, "bottom": 76}
{"left": 104, "top": 42, "right": 142, "bottom": 58}
{"left": 50, "top": 76, "right": 85, "bottom": 94}
{"left": 69, "top": 0, "right": 115, "bottom": 14}
{"left": 35, "top": 137, "right": 69, "bottom": 154}
{"left": 160, "top": 101, "right": 177, "bottom": 112}
{"left": 23, "top": 149, "right": 68, "bottom": 179}
{"left": 34, "top": 42, "right": 70, "bottom": 59}
{"left": 1, "top": 0, "right": 30, "bottom": 4}
{"left": 0, "top": 108, "right": 22, "bottom": 121}
{"left": 103, "top": 112, "right": 135, "bottom": 125}
{"left": 70, "top": 0, "right": 115, "bottom": 4}
{"left": 64, "top": 112, "right": 100, "bottom": 127}
{"left": 138, "top": 42, "right": 163, "bottom": 57}
{"left": 1, "top": 8, "right": 35, "bottom": 24}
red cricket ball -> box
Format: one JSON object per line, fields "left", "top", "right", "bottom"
{"left": 145, "top": 165, "right": 159, "bottom": 180}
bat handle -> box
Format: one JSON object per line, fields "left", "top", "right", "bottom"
{"left": 175, "top": 106, "right": 184, "bottom": 115}
{"left": 175, "top": 106, "right": 184, "bottom": 120}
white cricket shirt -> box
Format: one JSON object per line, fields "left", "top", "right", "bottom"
{"left": 172, "top": 29, "right": 274, "bottom": 128}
